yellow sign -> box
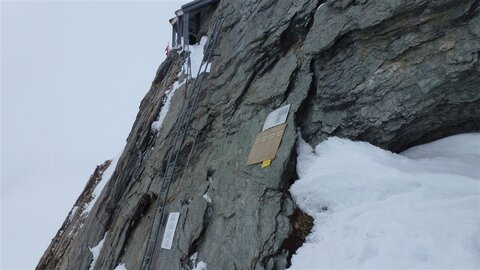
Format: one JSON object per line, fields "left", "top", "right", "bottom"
{"left": 261, "top": 160, "right": 271, "bottom": 168}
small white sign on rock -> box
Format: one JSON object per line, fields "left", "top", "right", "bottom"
{"left": 161, "top": 212, "right": 181, "bottom": 250}
{"left": 262, "top": 104, "right": 291, "bottom": 131}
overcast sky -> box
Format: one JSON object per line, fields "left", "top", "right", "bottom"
{"left": 1, "top": 1, "right": 189, "bottom": 268}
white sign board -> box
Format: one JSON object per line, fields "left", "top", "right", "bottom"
{"left": 161, "top": 212, "right": 180, "bottom": 250}
{"left": 262, "top": 104, "right": 291, "bottom": 131}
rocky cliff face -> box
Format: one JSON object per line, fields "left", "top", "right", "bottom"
{"left": 38, "top": 0, "right": 480, "bottom": 269}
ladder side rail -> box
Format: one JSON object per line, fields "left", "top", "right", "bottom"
{"left": 158, "top": 26, "right": 220, "bottom": 194}
{"left": 144, "top": 41, "right": 197, "bottom": 263}
{"left": 140, "top": 84, "right": 191, "bottom": 269}
{"left": 141, "top": 58, "right": 205, "bottom": 270}
{"left": 183, "top": 35, "right": 219, "bottom": 125}
{"left": 139, "top": 189, "right": 165, "bottom": 270}
{"left": 176, "top": 16, "right": 222, "bottom": 134}
{"left": 183, "top": 30, "right": 220, "bottom": 122}
{"left": 139, "top": 15, "right": 226, "bottom": 270}
{"left": 146, "top": 29, "right": 219, "bottom": 264}
{"left": 162, "top": 17, "right": 223, "bottom": 185}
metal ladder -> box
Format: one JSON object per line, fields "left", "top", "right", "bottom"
{"left": 139, "top": 15, "right": 226, "bottom": 270}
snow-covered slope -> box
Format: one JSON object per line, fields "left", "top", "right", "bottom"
{"left": 290, "top": 134, "right": 480, "bottom": 269}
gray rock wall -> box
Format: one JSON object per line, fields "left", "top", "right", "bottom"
{"left": 38, "top": 0, "right": 479, "bottom": 269}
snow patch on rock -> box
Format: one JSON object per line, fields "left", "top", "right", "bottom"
{"left": 188, "top": 36, "right": 210, "bottom": 78}
{"left": 113, "top": 263, "right": 127, "bottom": 270}
{"left": 89, "top": 232, "right": 107, "bottom": 270}
{"left": 151, "top": 79, "right": 185, "bottom": 132}
{"left": 193, "top": 261, "right": 207, "bottom": 270}
{"left": 289, "top": 134, "right": 480, "bottom": 269}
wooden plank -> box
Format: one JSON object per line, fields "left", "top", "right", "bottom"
{"left": 246, "top": 124, "right": 287, "bottom": 165}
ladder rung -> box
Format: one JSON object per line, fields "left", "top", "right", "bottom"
{"left": 166, "top": 167, "right": 175, "bottom": 176}
{"left": 163, "top": 175, "right": 172, "bottom": 182}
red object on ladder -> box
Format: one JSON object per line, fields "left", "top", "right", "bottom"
{"left": 165, "top": 43, "right": 170, "bottom": 56}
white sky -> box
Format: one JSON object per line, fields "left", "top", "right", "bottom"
{"left": 1, "top": 1, "right": 189, "bottom": 269}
